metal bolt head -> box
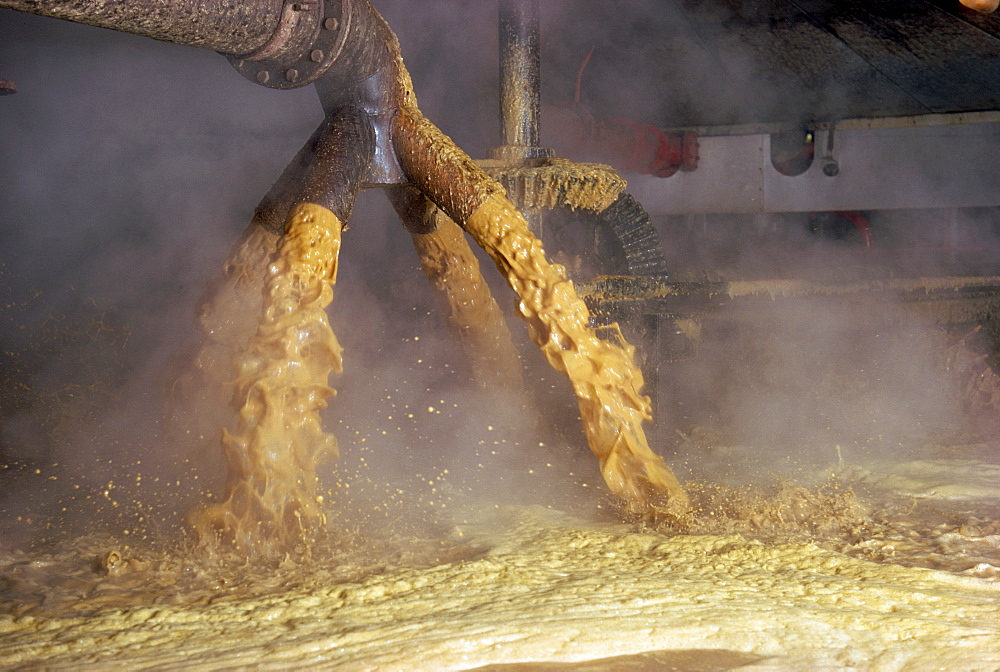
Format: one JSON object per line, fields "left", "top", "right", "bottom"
{"left": 324, "top": 17, "right": 339, "bottom": 30}
{"left": 285, "top": 69, "right": 300, "bottom": 83}
{"left": 822, "top": 159, "right": 840, "bottom": 177}
{"left": 310, "top": 49, "right": 324, "bottom": 63}
{"left": 256, "top": 70, "right": 270, "bottom": 84}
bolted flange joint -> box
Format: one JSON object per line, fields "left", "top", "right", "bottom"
{"left": 227, "top": 0, "right": 350, "bottom": 90}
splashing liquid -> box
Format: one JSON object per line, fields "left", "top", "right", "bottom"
{"left": 409, "top": 209, "right": 524, "bottom": 392}
{"left": 464, "top": 195, "right": 689, "bottom": 518}
{"left": 166, "top": 224, "right": 278, "bottom": 460}
{"left": 187, "top": 203, "right": 343, "bottom": 556}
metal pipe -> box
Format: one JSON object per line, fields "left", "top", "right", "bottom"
{"left": 313, "top": 0, "right": 405, "bottom": 184}
{"left": 493, "top": 0, "right": 549, "bottom": 162}
{"left": 393, "top": 104, "right": 504, "bottom": 226}
{"left": 0, "top": 0, "right": 284, "bottom": 54}
{"left": 498, "top": 0, "right": 539, "bottom": 148}
{"left": 253, "top": 105, "right": 375, "bottom": 233}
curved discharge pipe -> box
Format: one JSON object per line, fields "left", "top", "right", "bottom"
{"left": 253, "top": 105, "right": 375, "bottom": 233}
{"left": 0, "top": 0, "right": 691, "bottom": 532}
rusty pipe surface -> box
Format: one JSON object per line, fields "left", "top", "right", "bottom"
{"left": 0, "top": 0, "right": 352, "bottom": 92}
{"left": 0, "top": 0, "right": 404, "bottom": 183}
{"left": 313, "top": 0, "right": 406, "bottom": 184}
{"left": 393, "top": 105, "right": 504, "bottom": 226}
{"left": 0, "top": 0, "right": 285, "bottom": 54}
{"left": 253, "top": 105, "right": 375, "bottom": 233}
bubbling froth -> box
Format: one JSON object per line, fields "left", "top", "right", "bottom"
{"left": 187, "top": 203, "right": 343, "bottom": 557}
{"left": 465, "top": 195, "right": 689, "bottom": 519}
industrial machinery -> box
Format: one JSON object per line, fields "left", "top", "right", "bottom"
{"left": 3, "top": 0, "right": 1000, "bottom": 450}
{"left": 0, "top": 0, "right": 703, "bottom": 519}
{"left": 0, "top": 0, "right": 694, "bottom": 430}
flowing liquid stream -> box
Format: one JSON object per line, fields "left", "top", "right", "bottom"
{"left": 3, "top": 112, "right": 998, "bottom": 672}
{"left": 2, "top": 194, "right": 998, "bottom": 672}
{"left": 186, "top": 203, "right": 343, "bottom": 556}
{"left": 181, "top": 183, "right": 688, "bottom": 554}
{"left": 463, "top": 195, "right": 688, "bottom": 518}
{"left": 407, "top": 209, "right": 524, "bottom": 392}
{"left": 2, "top": 6, "right": 998, "bottom": 666}
{"left": 2, "top": 283, "right": 998, "bottom": 668}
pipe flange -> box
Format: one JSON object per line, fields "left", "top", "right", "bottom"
{"left": 227, "top": 0, "right": 351, "bottom": 90}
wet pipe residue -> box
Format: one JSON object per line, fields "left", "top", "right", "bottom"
{"left": 187, "top": 203, "right": 343, "bottom": 556}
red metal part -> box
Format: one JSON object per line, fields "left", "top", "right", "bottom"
{"left": 606, "top": 117, "right": 699, "bottom": 177}
{"left": 835, "top": 211, "right": 873, "bottom": 249}
{"left": 546, "top": 103, "right": 699, "bottom": 178}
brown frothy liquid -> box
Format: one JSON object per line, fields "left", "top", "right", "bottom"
{"left": 187, "top": 203, "right": 343, "bottom": 556}
{"left": 464, "top": 195, "right": 689, "bottom": 518}
{"left": 167, "top": 224, "right": 279, "bottom": 462}
{"left": 410, "top": 210, "right": 524, "bottom": 391}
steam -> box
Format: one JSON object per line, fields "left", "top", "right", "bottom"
{"left": 0, "top": 10, "right": 322, "bottom": 539}
{"left": 660, "top": 296, "right": 967, "bottom": 482}
{"left": 0, "top": 3, "right": 583, "bottom": 546}
{"left": 1, "top": 0, "right": 998, "bottom": 555}
{"left": 326, "top": 193, "right": 591, "bottom": 526}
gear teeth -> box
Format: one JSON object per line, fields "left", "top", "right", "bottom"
{"left": 479, "top": 158, "right": 625, "bottom": 213}
{"left": 598, "top": 193, "right": 670, "bottom": 276}
{"left": 479, "top": 158, "right": 669, "bottom": 277}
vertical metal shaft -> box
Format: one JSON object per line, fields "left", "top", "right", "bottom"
{"left": 494, "top": 0, "right": 549, "bottom": 237}
{"left": 496, "top": 0, "right": 549, "bottom": 160}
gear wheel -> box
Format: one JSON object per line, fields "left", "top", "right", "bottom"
{"left": 479, "top": 158, "right": 668, "bottom": 279}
